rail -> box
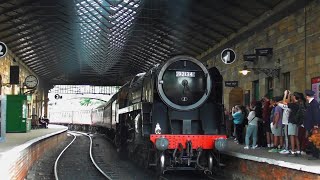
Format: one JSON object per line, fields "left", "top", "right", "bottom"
{"left": 54, "top": 131, "right": 112, "bottom": 180}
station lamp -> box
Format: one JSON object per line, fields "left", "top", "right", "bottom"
{"left": 239, "top": 65, "right": 251, "bottom": 75}
{"left": 239, "top": 64, "right": 280, "bottom": 78}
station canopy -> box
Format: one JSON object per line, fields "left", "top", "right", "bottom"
{"left": 0, "top": 0, "right": 306, "bottom": 86}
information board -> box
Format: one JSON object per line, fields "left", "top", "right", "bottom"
{"left": 311, "top": 77, "right": 320, "bottom": 103}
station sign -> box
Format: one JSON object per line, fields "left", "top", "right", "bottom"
{"left": 255, "top": 48, "right": 273, "bottom": 56}
{"left": 243, "top": 54, "right": 257, "bottom": 62}
{"left": 54, "top": 94, "right": 62, "bottom": 99}
{"left": 221, "top": 48, "right": 236, "bottom": 64}
{"left": 225, "top": 81, "right": 238, "bottom": 87}
{"left": 0, "top": 42, "right": 8, "bottom": 59}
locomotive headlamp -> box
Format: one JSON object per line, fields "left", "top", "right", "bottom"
{"left": 214, "top": 138, "right": 227, "bottom": 151}
{"left": 155, "top": 123, "right": 162, "bottom": 134}
{"left": 155, "top": 137, "right": 169, "bottom": 151}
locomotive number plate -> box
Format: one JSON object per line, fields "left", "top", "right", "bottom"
{"left": 176, "top": 71, "right": 195, "bottom": 77}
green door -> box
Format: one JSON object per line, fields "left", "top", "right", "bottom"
{"left": 6, "top": 95, "right": 27, "bottom": 132}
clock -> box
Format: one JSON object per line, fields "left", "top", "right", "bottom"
{"left": 24, "top": 75, "right": 38, "bottom": 88}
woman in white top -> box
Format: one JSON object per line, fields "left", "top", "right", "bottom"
{"left": 244, "top": 101, "right": 263, "bottom": 149}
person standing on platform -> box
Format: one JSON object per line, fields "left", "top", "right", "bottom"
{"left": 224, "top": 108, "right": 232, "bottom": 138}
{"left": 290, "top": 92, "right": 306, "bottom": 155}
{"left": 269, "top": 96, "right": 284, "bottom": 153}
{"left": 244, "top": 101, "right": 263, "bottom": 149}
{"left": 241, "top": 105, "right": 249, "bottom": 144}
{"left": 263, "top": 94, "right": 273, "bottom": 148}
{"left": 278, "top": 90, "right": 291, "bottom": 155}
{"left": 304, "top": 90, "right": 320, "bottom": 160}
{"left": 297, "top": 92, "right": 308, "bottom": 155}
{"left": 278, "top": 92, "right": 302, "bottom": 156}
{"left": 232, "top": 105, "right": 244, "bottom": 144}
{"left": 254, "top": 101, "right": 265, "bottom": 147}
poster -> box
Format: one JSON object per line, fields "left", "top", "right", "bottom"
{"left": 311, "top": 76, "right": 320, "bottom": 103}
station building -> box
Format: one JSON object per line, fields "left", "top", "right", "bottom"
{"left": 201, "top": 0, "right": 320, "bottom": 109}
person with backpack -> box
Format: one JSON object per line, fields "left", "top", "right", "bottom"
{"left": 304, "top": 90, "right": 320, "bottom": 160}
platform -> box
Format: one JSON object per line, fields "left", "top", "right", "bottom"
{"left": 0, "top": 124, "right": 68, "bottom": 180}
{"left": 221, "top": 139, "right": 320, "bottom": 179}
{"left": 0, "top": 124, "right": 67, "bottom": 154}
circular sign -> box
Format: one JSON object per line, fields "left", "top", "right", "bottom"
{"left": 221, "top": 48, "right": 236, "bottom": 64}
{"left": 54, "top": 94, "right": 60, "bottom": 99}
{"left": 0, "top": 42, "right": 8, "bottom": 58}
{"left": 25, "top": 75, "right": 38, "bottom": 88}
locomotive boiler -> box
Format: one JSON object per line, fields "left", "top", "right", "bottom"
{"left": 95, "top": 55, "right": 227, "bottom": 175}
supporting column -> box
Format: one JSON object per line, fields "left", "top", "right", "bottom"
{"left": 43, "top": 88, "right": 49, "bottom": 118}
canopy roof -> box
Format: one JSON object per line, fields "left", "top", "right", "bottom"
{"left": 0, "top": 0, "right": 306, "bottom": 85}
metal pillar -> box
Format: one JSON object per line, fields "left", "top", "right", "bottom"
{"left": 43, "top": 88, "right": 49, "bottom": 118}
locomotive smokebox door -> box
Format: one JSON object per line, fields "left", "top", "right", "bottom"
{"left": 157, "top": 55, "right": 212, "bottom": 111}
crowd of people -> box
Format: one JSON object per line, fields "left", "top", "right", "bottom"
{"left": 224, "top": 89, "right": 320, "bottom": 160}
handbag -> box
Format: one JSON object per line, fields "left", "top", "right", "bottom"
{"left": 248, "top": 116, "right": 256, "bottom": 124}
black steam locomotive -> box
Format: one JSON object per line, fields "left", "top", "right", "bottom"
{"left": 92, "top": 55, "right": 227, "bottom": 174}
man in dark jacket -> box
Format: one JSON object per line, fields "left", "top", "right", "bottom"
{"left": 304, "top": 90, "right": 320, "bottom": 160}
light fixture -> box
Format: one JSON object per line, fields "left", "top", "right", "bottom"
{"left": 239, "top": 64, "right": 280, "bottom": 78}
{"left": 239, "top": 65, "right": 251, "bottom": 75}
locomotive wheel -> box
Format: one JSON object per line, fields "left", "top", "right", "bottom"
{"left": 156, "top": 152, "right": 165, "bottom": 175}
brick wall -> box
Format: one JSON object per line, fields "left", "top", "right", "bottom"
{"left": 0, "top": 132, "right": 67, "bottom": 180}
{"left": 203, "top": 1, "right": 320, "bottom": 109}
{"left": 222, "top": 155, "right": 320, "bottom": 180}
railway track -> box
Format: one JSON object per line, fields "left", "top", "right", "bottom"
{"left": 54, "top": 131, "right": 113, "bottom": 180}
{"left": 53, "top": 131, "right": 226, "bottom": 180}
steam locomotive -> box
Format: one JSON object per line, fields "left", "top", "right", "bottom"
{"left": 92, "top": 55, "right": 227, "bottom": 175}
